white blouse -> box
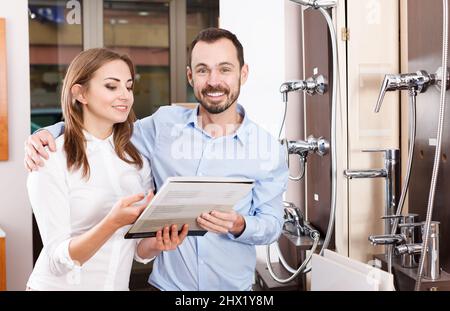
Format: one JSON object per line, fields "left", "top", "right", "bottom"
{"left": 26, "top": 131, "right": 153, "bottom": 291}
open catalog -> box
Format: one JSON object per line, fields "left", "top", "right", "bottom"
{"left": 125, "top": 176, "right": 255, "bottom": 239}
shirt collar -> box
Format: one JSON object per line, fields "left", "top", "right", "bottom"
{"left": 184, "top": 103, "right": 250, "bottom": 145}
{"left": 83, "top": 130, "right": 115, "bottom": 152}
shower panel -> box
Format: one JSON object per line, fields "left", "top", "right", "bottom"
{"left": 303, "top": 8, "right": 333, "bottom": 241}
{"left": 408, "top": 0, "right": 450, "bottom": 275}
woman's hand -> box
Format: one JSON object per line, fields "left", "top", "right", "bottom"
{"left": 107, "top": 192, "right": 154, "bottom": 230}
{"left": 153, "top": 224, "right": 189, "bottom": 251}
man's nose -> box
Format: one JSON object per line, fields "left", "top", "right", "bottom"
{"left": 207, "top": 69, "right": 221, "bottom": 86}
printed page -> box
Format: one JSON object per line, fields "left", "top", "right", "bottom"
{"left": 126, "top": 177, "right": 254, "bottom": 237}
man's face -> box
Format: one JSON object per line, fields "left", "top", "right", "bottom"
{"left": 187, "top": 38, "right": 248, "bottom": 114}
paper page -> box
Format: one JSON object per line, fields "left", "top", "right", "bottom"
{"left": 127, "top": 177, "right": 254, "bottom": 236}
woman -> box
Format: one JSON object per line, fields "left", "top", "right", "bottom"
{"left": 26, "top": 48, "right": 188, "bottom": 290}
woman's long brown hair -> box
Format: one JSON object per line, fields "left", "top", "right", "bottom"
{"left": 61, "top": 48, "right": 143, "bottom": 179}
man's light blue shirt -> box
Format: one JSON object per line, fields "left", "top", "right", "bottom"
{"left": 46, "top": 104, "right": 288, "bottom": 291}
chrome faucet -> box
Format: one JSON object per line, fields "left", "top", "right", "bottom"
{"left": 374, "top": 70, "right": 436, "bottom": 113}
{"left": 283, "top": 202, "right": 305, "bottom": 236}
{"left": 281, "top": 135, "right": 330, "bottom": 181}
{"left": 394, "top": 221, "right": 441, "bottom": 280}
{"left": 344, "top": 149, "right": 400, "bottom": 237}
{"left": 286, "top": 135, "right": 330, "bottom": 157}
{"left": 280, "top": 74, "right": 327, "bottom": 102}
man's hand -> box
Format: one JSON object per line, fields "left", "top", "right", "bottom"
{"left": 196, "top": 210, "right": 246, "bottom": 237}
{"left": 24, "top": 130, "right": 57, "bottom": 172}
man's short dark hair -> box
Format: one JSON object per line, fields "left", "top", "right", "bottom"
{"left": 188, "top": 27, "right": 245, "bottom": 68}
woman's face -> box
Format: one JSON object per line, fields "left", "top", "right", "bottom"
{"left": 80, "top": 59, "right": 134, "bottom": 127}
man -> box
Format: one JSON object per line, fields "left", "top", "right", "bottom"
{"left": 24, "top": 28, "right": 288, "bottom": 291}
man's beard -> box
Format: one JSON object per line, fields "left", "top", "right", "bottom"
{"left": 194, "top": 82, "right": 240, "bottom": 114}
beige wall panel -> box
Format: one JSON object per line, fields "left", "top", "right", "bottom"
{"left": 347, "top": 0, "right": 400, "bottom": 262}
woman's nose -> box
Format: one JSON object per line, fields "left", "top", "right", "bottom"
{"left": 119, "top": 86, "right": 131, "bottom": 100}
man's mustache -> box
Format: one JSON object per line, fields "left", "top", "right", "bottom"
{"left": 201, "top": 86, "right": 229, "bottom": 95}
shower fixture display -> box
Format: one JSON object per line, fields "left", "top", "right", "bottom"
{"left": 264, "top": 0, "right": 340, "bottom": 287}
{"left": 369, "top": 65, "right": 450, "bottom": 282}
{"left": 269, "top": 72, "right": 330, "bottom": 282}
{"left": 281, "top": 0, "right": 339, "bottom": 264}
{"left": 278, "top": 73, "right": 329, "bottom": 182}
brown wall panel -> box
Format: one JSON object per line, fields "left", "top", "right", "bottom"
{"left": 303, "top": 9, "right": 332, "bottom": 240}
{"left": 408, "top": 0, "right": 450, "bottom": 272}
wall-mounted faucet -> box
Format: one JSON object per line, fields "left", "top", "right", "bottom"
{"left": 282, "top": 135, "right": 330, "bottom": 181}
{"left": 344, "top": 149, "right": 400, "bottom": 238}
{"left": 374, "top": 70, "right": 436, "bottom": 113}
{"left": 280, "top": 74, "right": 327, "bottom": 102}
{"left": 286, "top": 135, "right": 330, "bottom": 157}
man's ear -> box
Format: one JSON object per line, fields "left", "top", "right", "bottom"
{"left": 240, "top": 64, "right": 249, "bottom": 85}
{"left": 187, "top": 66, "right": 194, "bottom": 87}
{"left": 71, "top": 84, "right": 87, "bottom": 105}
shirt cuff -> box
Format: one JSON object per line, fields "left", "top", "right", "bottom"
{"left": 134, "top": 251, "right": 155, "bottom": 265}
{"left": 227, "top": 215, "right": 259, "bottom": 242}
{"left": 133, "top": 239, "right": 155, "bottom": 264}
{"left": 52, "top": 239, "right": 77, "bottom": 273}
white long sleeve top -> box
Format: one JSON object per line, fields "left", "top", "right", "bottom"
{"left": 26, "top": 131, "right": 153, "bottom": 291}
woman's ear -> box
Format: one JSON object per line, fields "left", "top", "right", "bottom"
{"left": 71, "top": 84, "right": 87, "bottom": 105}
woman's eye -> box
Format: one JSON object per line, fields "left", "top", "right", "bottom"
{"left": 127, "top": 87, "right": 133, "bottom": 91}
{"left": 106, "top": 85, "right": 116, "bottom": 90}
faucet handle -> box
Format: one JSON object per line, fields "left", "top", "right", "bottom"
{"left": 368, "top": 234, "right": 405, "bottom": 245}
{"left": 374, "top": 74, "right": 396, "bottom": 113}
